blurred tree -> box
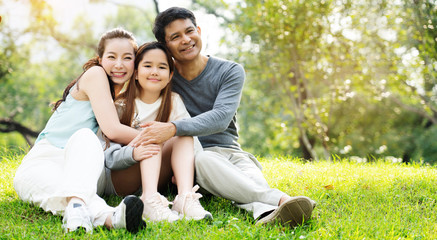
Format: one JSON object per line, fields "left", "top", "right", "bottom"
{"left": 103, "top": 4, "right": 156, "bottom": 43}
{"left": 194, "top": 0, "right": 437, "bottom": 163}
{"left": 387, "top": 0, "right": 437, "bottom": 163}
{"left": 0, "top": 0, "right": 96, "bottom": 146}
{"left": 228, "top": 0, "right": 346, "bottom": 160}
{"left": 2, "top": 0, "right": 436, "bottom": 164}
{"left": 0, "top": 0, "right": 157, "bottom": 147}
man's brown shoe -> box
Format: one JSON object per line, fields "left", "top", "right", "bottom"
{"left": 256, "top": 196, "right": 315, "bottom": 228}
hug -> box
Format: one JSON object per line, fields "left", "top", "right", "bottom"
{"left": 13, "top": 7, "right": 316, "bottom": 234}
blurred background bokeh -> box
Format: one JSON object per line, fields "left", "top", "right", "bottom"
{"left": 1, "top": 0, "right": 436, "bottom": 163}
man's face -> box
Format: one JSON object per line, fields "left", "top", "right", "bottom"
{"left": 164, "top": 18, "right": 202, "bottom": 62}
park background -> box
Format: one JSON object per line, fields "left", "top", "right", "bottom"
{"left": 1, "top": 0, "right": 437, "bottom": 164}
{"left": 2, "top": 1, "right": 437, "bottom": 239}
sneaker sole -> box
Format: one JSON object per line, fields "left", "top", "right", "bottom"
{"left": 182, "top": 213, "right": 213, "bottom": 221}
{"left": 256, "top": 196, "right": 313, "bottom": 227}
{"left": 123, "top": 195, "right": 146, "bottom": 233}
{"left": 64, "top": 220, "right": 93, "bottom": 233}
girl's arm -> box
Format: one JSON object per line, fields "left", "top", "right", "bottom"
{"left": 79, "top": 66, "right": 140, "bottom": 145}
{"left": 105, "top": 143, "right": 160, "bottom": 169}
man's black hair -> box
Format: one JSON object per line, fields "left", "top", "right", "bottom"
{"left": 153, "top": 7, "right": 197, "bottom": 43}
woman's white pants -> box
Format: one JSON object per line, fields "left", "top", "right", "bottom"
{"left": 14, "top": 128, "right": 113, "bottom": 227}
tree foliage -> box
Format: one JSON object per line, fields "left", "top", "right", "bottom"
{"left": 0, "top": 0, "right": 156, "bottom": 147}
{"left": 2, "top": 0, "right": 437, "bottom": 164}
{"left": 197, "top": 0, "right": 437, "bottom": 163}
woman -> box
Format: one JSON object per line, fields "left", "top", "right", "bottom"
{"left": 14, "top": 28, "right": 149, "bottom": 234}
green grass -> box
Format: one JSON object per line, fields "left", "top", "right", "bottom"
{"left": 1, "top": 148, "right": 437, "bottom": 239}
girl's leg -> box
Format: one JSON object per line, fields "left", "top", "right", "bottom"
{"left": 111, "top": 164, "right": 142, "bottom": 196}
{"left": 131, "top": 145, "right": 179, "bottom": 222}
{"left": 110, "top": 146, "right": 162, "bottom": 198}
{"left": 163, "top": 136, "right": 212, "bottom": 220}
{"left": 139, "top": 148, "right": 162, "bottom": 199}
{"left": 159, "top": 136, "right": 194, "bottom": 194}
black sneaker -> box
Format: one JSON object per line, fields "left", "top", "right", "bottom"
{"left": 112, "top": 195, "right": 147, "bottom": 233}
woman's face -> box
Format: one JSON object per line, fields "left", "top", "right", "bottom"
{"left": 100, "top": 38, "right": 135, "bottom": 87}
{"left": 136, "top": 48, "right": 171, "bottom": 94}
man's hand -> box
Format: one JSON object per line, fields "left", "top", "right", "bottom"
{"left": 130, "top": 121, "right": 176, "bottom": 147}
{"left": 132, "top": 144, "right": 160, "bottom": 161}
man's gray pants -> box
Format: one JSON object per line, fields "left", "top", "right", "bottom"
{"left": 195, "top": 146, "right": 285, "bottom": 219}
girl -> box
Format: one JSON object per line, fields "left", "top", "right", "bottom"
{"left": 102, "top": 41, "right": 212, "bottom": 222}
{"left": 13, "top": 28, "right": 149, "bottom": 234}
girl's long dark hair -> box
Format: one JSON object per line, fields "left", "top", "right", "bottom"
{"left": 52, "top": 28, "right": 138, "bottom": 111}
{"left": 118, "top": 41, "right": 175, "bottom": 126}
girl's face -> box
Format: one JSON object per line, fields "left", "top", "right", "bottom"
{"left": 136, "top": 49, "right": 172, "bottom": 94}
{"left": 100, "top": 38, "right": 135, "bottom": 87}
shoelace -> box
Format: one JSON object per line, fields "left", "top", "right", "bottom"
{"left": 147, "top": 194, "right": 173, "bottom": 215}
{"left": 180, "top": 185, "right": 203, "bottom": 210}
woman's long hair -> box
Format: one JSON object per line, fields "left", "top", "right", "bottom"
{"left": 118, "top": 41, "right": 175, "bottom": 127}
{"left": 52, "top": 27, "right": 138, "bottom": 111}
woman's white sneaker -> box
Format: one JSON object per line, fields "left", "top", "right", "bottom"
{"left": 62, "top": 203, "right": 93, "bottom": 233}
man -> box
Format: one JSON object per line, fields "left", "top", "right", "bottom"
{"left": 141, "top": 7, "right": 316, "bottom": 227}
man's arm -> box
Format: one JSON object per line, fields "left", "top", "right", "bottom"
{"left": 136, "top": 93, "right": 186, "bottom": 145}
{"left": 139, "top": 62, "right": 245, "bottom": 145}
{"left": 174, "top": 63, "right": 245, "bottom": 136}
{"left": 136, "top": 122, "right": 176, "bottom": 145}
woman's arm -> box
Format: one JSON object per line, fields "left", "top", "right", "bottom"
{"left": 78, "top": 66, "right": 139, "bottom": 145}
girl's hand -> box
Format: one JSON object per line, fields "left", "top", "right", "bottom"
{"left": 132, "top": 144, "right": 160, "bottom": 161}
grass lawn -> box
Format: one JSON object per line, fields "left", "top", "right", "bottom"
{"left": 1, "top": 148, "right": 437, "bottom": 239}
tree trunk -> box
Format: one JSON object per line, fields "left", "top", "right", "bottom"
{"left": 0, "top": 118, "right": 39, "bottom": 146}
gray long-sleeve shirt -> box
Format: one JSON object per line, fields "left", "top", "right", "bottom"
{"left": 171, "top": 56, "right": 245, "bottom": 150}
{"left": 103, "top": 142, "right": 136, "bottom": 170}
